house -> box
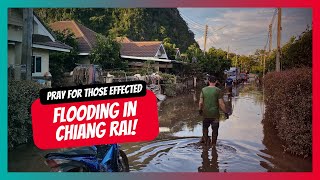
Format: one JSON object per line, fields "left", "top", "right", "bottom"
{"left": 8, "top": 9, "right": 72, "bottom": 84}
{"left": 50, "top": 20, "right": 99, "bottom": 64}
{"left": 119, "top": 39, "right": 173, "bottom": 72}
{"left": 50, "top": 21, "right": 174, "bottom": 72}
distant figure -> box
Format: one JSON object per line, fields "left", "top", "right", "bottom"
{"left": 199, "top": 75, "right": 229, "bottom": 146}
{"left": 225, "top": 76, "right": 234, "bottom": 100}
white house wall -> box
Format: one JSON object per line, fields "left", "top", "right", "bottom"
{"left": 35, "top": 25, "right": 47, "bottom": 35}
{"left": 32, "top": 48, "right": 49, "bottom": 77}
{"left": 33, "top": 15, "right": 55, "bottom": 41}
{"left": 155, "top": 44, "right": 168, "bottom": 59}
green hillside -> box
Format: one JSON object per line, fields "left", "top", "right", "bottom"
{"left": 35, "top": 8, "right": 198, "bottom": 51}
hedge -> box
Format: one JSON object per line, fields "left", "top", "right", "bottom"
{"left": 263, "top": 67, "right": 312, "bottom": 157}
{"left": 8, "top": 80, "right": 41, "bottom": 150}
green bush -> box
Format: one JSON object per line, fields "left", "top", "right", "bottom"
{"left": 162, "top": 84, "right": 177, "bottom": 97}
{"left": 8, "top": 80, "right": 41, "bottom": 149}
{"left": 263, "top": 67, "right": 312, "bottom": 157}
{"left": 159, "top": 72, "right": 176, "bottom": 84}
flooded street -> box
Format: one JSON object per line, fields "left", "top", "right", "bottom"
{"left": 8, "top": 84, "right": 311, "bottom": 172}
{"left": 120, "top": 84, "right": 312, "bottom": 172}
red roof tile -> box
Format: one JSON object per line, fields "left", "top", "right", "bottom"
{"left": 50, "top": 21, "right": 98, "bottom": 54}
{"left": 50, "top": 21, "right": 163, "bottom": 58}
{"left": 120, "top": 41, "right": 162, "bottom": 57}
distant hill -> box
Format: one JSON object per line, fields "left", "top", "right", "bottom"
{"left": 35, "top": 8, "right": 198, "bottom": 52}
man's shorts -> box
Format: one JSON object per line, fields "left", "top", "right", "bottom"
{"left": 203, "top": 118, "right": 219, "bottom": 130}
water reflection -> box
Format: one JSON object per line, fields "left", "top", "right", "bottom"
{"left": 198, "top": 146, "right": 219, "bottom": 172}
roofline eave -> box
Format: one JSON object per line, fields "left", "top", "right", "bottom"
{"left": 121, "top": 55, "right": 172, "bottom": 62}
{"left": 32, "top": 44, "right": 71, "bottom": 52}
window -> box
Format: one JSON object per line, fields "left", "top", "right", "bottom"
{"left": 32, "top": 56, "right": 42, "bottom": 73}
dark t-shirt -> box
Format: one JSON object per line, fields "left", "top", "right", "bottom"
{"left": 225, "top": 78, "right": 233, "bottom": 87}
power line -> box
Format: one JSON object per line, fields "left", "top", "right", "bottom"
{"left": 180, "top": 12, "right": 227, "bottom": 34}
{"left": 180, "top": 12, "right": 206, "bottom": 27}
{"left": 262, "top": 8, "right": 277, "bottom": 52}
{"left": 186, "top": 21, "right": 206, "bottom": 30}
{"left": 269, "top": 9, "right": 278, "bottom": 47}
{"left": 270, "top": 9, "right": 278, "bottom": 26}
{"left": 189, "top": 25, "right": 206, "bottom": 32}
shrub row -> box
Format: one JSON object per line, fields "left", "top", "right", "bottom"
{"left": 8, "top": 80, "right": 41, "bottom": 150}
{"left": 263, "top": 67, "right": 312, "bottom": 157}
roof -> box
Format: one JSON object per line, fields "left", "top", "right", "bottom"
{"left": 120, "top": 41, "right": 162, "bottom": 57}
{"left": 49, "top": 21, "right": 167, "bottom": 58}
{"left": 121, "top": 56, "right": 172, "bottom": 62}
{"left": 116, "top": 37, "right": 132, "bottom": 43}
{"left": 50, "top": 20, "right": 98, "bottom": 54}
{"left": 32, "top": 34, "right": 72, "bottom": 50}
{"left": 33, "top": 12, "right": 57, "bottom": 41}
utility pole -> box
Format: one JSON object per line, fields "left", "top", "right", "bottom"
{"left": 227, "top": 46, "right": 229, "bottom": 59}
{"left": 263, "top": 52, "right": 266, "bottom": 78}
{"left": 203, "top": 24, "right": 208, "bottom": 54}
{"left": 21, "top": 8, "right": 33, "bottom": 80}
{"left": 276, "top": 8, "right": 282, "bottom": 72}
{"left": 269, "top": 24, "right": 272, "bottom": 54}
{"left": 235, "top": 55, "right": 238, "bottom": 68}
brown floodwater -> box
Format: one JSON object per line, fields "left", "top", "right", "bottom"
{"left": 8, "top": 84, "right": 312, "bottom": 172}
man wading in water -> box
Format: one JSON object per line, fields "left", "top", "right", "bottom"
{"left": 199, "top": 75, "right": 229, "bottom": 146}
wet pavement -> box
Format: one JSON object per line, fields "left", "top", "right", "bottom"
{"left": 8, "top": 83, "right": 312, "bottom": 172}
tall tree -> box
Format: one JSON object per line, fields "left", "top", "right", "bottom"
{"left": 49, "top": 29, "right": 79, "bottom": 87}
{"left": 89, "top": 35, "right": 127, "bottom": 70}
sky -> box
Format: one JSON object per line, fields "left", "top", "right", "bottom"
{"left": 178, "top": 8, "right": 312, "bottom": 55}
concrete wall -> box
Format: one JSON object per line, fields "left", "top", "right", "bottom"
{"left": 8, "top": 25, "right": 23, "bottom": 42}
{"left": 8, "top": 9, "right": 23, "bottom": 27}
{"left": 8, "top": 9, "right": 52, "bottom": 43}
{"left": 8, "top": 45, "right": 15, "bottom": 65}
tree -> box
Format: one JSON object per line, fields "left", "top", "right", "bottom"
{"left": 89, "top": 35, "right": 128, "bottom": 70}
{"left": 49, "top": 29, "right": 79, "bottom": 87}
{"left": 238, "top": 55, "right": 252, "bottom": 72}
{"left": 163, "top": 38, "right": 177, "bottom": 60}
{"left": 265, "top": 28, "right": 311, "bottom": 71}
{"left": 186, "top": 43, "right": 202, "bottom": 62}
{"left": 199, "top": 52, "right": 231, "bottom": 80}
{"left": 282, "top": 29, "right": 312, "bottom": 69}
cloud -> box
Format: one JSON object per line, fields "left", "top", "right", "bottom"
{"left": 196, "top": 33, "right": 221, "bottom": 50}
{"left": 196, "top": 9, "right": 274, "bottom": 54}
{"left": 180, "top": 8, "right": 312, "bottom": 55}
